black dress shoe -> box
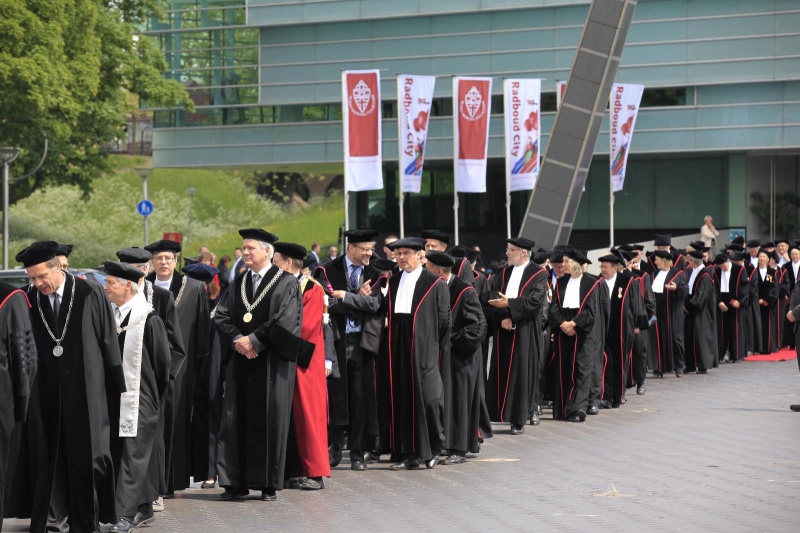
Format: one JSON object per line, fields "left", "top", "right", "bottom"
{"left": 109, "top": 517, "right": 134, "bottom": 533}
{"left": 363, "top": 450, "right": 380, "bottom": 463}
{"left": 636, "top": 385, "right": 646, "bottom": 395}
{"left": 510, "top": 424, "right": 524, "bottom": 435}
{"left": 201, "top": 478, "right": 217, "bottom": 489}
{"left": 790, "top": 405, "right": 800, "bottom": 412}
{"left": 132, "top": 506, "right": 155, "bottom": 528}
{"left": 598, "top": 400, "right": 612, "bottom": 409}
{"left": 444, "top": 454, "right": 466, "bottom": 465}
{"left": 696, "top": 369, "right": 708, "bottom": 374}
{"left": 329, "top": 446, "right": 342, "bottom": 467}
{"left": 566, "top": 410, "right": 587, "bottom": 422}
{"left": 537, "top": 404, "right": 543, "bottom": 416}
{"left": 587, "top": 405, "right": 599, "bottom": 415}
{"left": 425, "top": 455, "right": 441, "bottom": 469}
{"left": 284, "top": 477, "right": 302, "bottom": 489}
{"left": 300, "top": 477, "right": 324, "bottom": 490}
{"left": 530, "top": 411, "right": 540, "bottom": 425}
{"left": 260, "top": 489, "right": 278, "bottom": 501}
{"left": 216, "top": 488, "right": 249, "bottom": 500}
{"left": 675, "top": 370, "right": 683, "bottom": 377}
{"left": 351, "top": 458, "right": 367, "bottom": 471}
{"left": 389, "top": 458, "right": 420, "bottom": 470}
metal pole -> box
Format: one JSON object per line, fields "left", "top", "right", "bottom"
{"left": 3, "top": 162, "right": 8, "bottom": 269}
{"left": 344, "top": 191, "right": 350, "bottom": 231}
{"left": 453, "top": 190, "right": 459, "bottom": 245}
{"left": 770, "top": 156, "right": 776, "bottom": 241}
{"left": 610, "top": 191, "right": 615, "bottom": 248}
{"left": 143, "top": 175, "right": 149, "bottom": 246}
{"left": 399, "top": 191, "right": 405, "bottom": 238}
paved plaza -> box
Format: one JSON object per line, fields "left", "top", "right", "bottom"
{"left": 4, "top": 357, "right": 799, "bottom": 532}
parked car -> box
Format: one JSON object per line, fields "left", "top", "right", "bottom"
{"left": 0, "top": 268, "right": 106, "bottom": 289}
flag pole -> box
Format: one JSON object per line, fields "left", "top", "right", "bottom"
{"left": 341, "top": 69, "right": 350, "bottom": 231}
{"left": 503, "top": 79, "right": 512, "bottom": 239}
{"left": 396, "top": 74, "right": 405, "bottom": 238}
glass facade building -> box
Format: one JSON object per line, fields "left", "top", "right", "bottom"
{"left": 143, "top": 0, "right": 800, "bottom": 251}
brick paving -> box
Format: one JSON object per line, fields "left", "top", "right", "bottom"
{"left": 4, "top": 357, "right": 799, "bottom": 532}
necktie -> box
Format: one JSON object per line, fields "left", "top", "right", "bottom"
{"left": 252, "top": 272, "right": 261, "bottom": 291}
{"left": 53, "top": 293, "right": 60, "bottom": 318}
{"left": 349, "top": 265, "right": 359, "bottom": 290}
{"left": 114, "top": 306, "right": 122, "bottom": 325}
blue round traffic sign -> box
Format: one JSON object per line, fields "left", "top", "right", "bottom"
{"left": 137, "top": 200, "right": 154, "bottom": 216}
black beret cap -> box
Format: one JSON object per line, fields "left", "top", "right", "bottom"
{"left": 425, "top": 251, "right": 456, "bottom": 268}
{"left": 776, "top": 238, "right": 790, "bottom": 246}
{"left": 762, "top": 241, "right": 775, "bottom": 248}
{"left": 16, "top": 241, "right": 59, "bottom": 268}
{"left": 56, "top": 244, "right": 74, "bottom": 257}
{"left": 182, "top": 263, "right": 219, "bottom": 282}
{"left": 564, "top": 248, "right": 588, "bottom": 264}
{"left": 611, "top": 248, "right": 633, "bottom": 263}
{"left": 373, "top": 258, "right": 396, "bottom": 272}
{"left": 387, "top": 237, "right": 425, "bottom": 251}
{"left": 711, "top": 253, "right": 729, "bottom": 265}
{"left": 686, "top": 250, "right": 705, "bottom": 260}
{"left": 653, "top": 234, "right": 672, "bottom": 246}
{"left": 116, "top": 247, "right": 152, "bottom": 264}
{"left": 688, "top": 241, "right": 710, "bottom": 252}
{"left": 731, "top": 235, "right": 745, "bottom": 245}
{"left": 238, "top": 228, "right": 278, "bottom": 244}
{"left": 447, "top": 244, "right": 468, "bottom": 258}
{"left": 144, "top": 239, "right": 182, "bottom": 254}
{"left": 103, "top": 261, "right": 145, "bottom": 283}
{"left": 730, "top": 251, "right": 748, "bottom": 261}
{"left": 550, "top": 251, "right": 565, "bottom": 263}
{"left": 532, "top": 251, "right": 550, "bottom": 264}
{"left": 598, "top": 254, "right": 622, "bottom": 265}
{"left": 506, "top": 237, "right": 535, "bottom": 251}
{"left": 420, "top": 229, "right": 451, "bottom": 244}
{"left": 653, "top": 250, "right": 674, "bottom": 260}
{"left": 746, "top": 239, "right": 761, "bottom": 248}
{"left": 344, "top": 229, "right": 379, "bottom": 244}
{"left": 273, "top": 242, "right": 307, "bottom": 261}
{"left": 727, "top": 243, "right": 745, "bottom": 252}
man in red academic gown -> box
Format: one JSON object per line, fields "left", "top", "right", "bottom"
{"left": 273, "top": 242, "right": 330, "bottom": 491}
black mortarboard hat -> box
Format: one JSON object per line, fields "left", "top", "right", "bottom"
{"left": 611, "top": 248, "right": 634, "bottom": 263}
{"left": 617, "top": 244, "right": 634, "bottom": 252}
{"left": 344, "top": 229, "right": 379, "bottom": 244}
{"left": 506, "top": 237, "right": 535, "bottom": 251}
{"left": 727, "top": 243, "right": 745, "bottom": 252}
{"left": 273, "top": 242, "right": 307, "bottom": 261}
{"left": 730, "top": 251, "right": 748, "bottom": 261}
{"left": 731, "top": 235, "right": 745, "bottom": 245}
{"left": 564, "top": 248, "right": 588, "bottom": 264}
{"left": 103, "top": 261, "right": 145, "bottom": 283}
{"left": 776, "top": 238, "right": 790, "bottom": 246}
{"left": 686, "top": 250, "right": 704, "bottom": 261}
{"left": 711, "top": 253, "right": 729, "bottom": 265}
{"left": 16, "top": 241, "right": 59, "bottom": 267}
{"left": 182, "top": 263, "right": 219, "bottom": 282}
{"left": 116, "top": 247, "right": 153, "bottom": 264}
{"left": 388, "top": 237, "right": 425, "bottom": 251}
{"left": 550, "top": 250, "right": 565, "bottom": 263}
{"left": 533, "top": 251, "right": 549, "bottom": 264}
{"left": 56, "top": 244, "right": 73, "bottom": 257}
{"left": 238, "top": 228, "right": 278, "bottom": 244}
{"left": 654, "top": 234, "right": 672, "bottom": 246}
{"left": 447, "top": 244, "right": 468, "bottom": 258}
{"left": 420, "top": 229, "right": 451, "bottom": 244}
{"left": 653, "top": 250, "right": 674, "bottom": 260}
{"left": 598, "top": 254, "right": 622, "bottom": 265}
{"left": 144, "top": 239, "right": 182, "bottom": 254}
{"left": 746, "top": 239, "right": 761, "bottom": 249}
{"left": 688, "top": 241, "right": 710, "bottom": 252}
{"left": 762, "top": 241, "right": 775, "bottom": 248}
{"left": 425, "top": 251, "right": 456, "bottom": 268}
{"left": 373, "top": 258, "right": 396, "bottom": 272}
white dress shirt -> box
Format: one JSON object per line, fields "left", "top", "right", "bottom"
{"left": 114, "top": 297, "right": 136, "bottom": 327}
{"left": 395, "top": 266, "right": 423, "bottom": 314}
{"left": 793, "top": 261, "right": 800, "bottom": 281}
{"left": 604, "top": 274, "right": 617, "bottom": 297}
{"left": 750, "top": 255, "right": 759, "bottom": 268}
{"left": 719, "top": 266, "right": 731, "bottom": 293}
{"left": 759, "top": 266, "right": 768, "bottom": 282}
{"left": 688, "top": 265, "right": 704, "bottom": 295}
{"left": 154, "top": 277, "right": 172, "bottom": 290}
{"left": 564, "top": 276, "right": 582, "bottom": 308}
{"left": 652, "top": 270, "right": 668, "bottom": 294}
{"left": 505, "top": 261, "right": 529, "bottom": 299}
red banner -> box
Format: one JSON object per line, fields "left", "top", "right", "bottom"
{"left": 453, "top": 77, "right": 492, "bottom": 193}
{"left": 342, "top": 70, "right": 383, "bottom": 191}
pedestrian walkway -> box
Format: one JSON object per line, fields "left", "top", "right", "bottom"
{"left": 4, "top": 359, "right": 799, "bottom": 532}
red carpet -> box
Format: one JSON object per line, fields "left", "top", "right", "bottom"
{"left": 744, "top": 348, "right": 797, "bottom": 362}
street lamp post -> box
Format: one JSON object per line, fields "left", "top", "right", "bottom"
{"left": 187, "top": 187, "right": 197, "bottom": 242}
{"left": 136, "top": 167, "right": 153, "bottom": 246}
{"left": 0, "top": 147, "right": 22, "bottom": 270}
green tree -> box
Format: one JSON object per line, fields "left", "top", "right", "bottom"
{"left": 0, "top": 0, "right": 192, "bottom": 202}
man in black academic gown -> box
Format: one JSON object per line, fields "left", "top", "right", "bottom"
{"left": 144, "top": 239, "right": 209, "bottom": 498}
{"left": 684, "top": 250, "right": 718, "bottom": 373}
{"left": 598, "top": 253, "right": 638, "bottom": 408}
{"left": 315, "top": 229, "right": 382, "bottom": 470}
{"left": 426, "top": 251, "right": 486, "bottom": 465}
{"left": 0, "top": 281, "right": 37, "bottom": 532}
{"left": 421, "top": 229, "right": 474, "bottom": 286}
{"left": 621, "top": 246, "right": 654, "bottom": 395}
{"left": 214, "top": 228, "right": 303, "bottom": 502}
{"left": 487, "top": 237, "right": 548, "bottom": 433}
{"left": 786, "top": 271, "right": 800, "bottom": 411}
{"left": 10, "top": 241, "right": 125, "bottom": 533}
{"left": 650, "top": 234, "right": 686, "bottom": 271}
{"left": 713, "top": 253, "right": 749, "bottom": 363}
{"left": 103, "top": 262, "right": 171, "bottom": 533}
{"left": 547, "top": 249, "right": 599, "bottom": 422}
{"left": 648, "top": 250, "right": 689, "bottom": 377}
{"left": 55, "top": 243, "right": 72, "bottom": 271}
{"left": 587, "top": 256, "right": 610, "bottom": 414}
{"left": 384, "top": 238, "right": 450, "bottom": 470}
{"left": 116, "top": 246, "right": 185, "bottom": 506}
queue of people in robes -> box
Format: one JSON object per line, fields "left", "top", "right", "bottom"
{"left": 5, "top": 228, "right": 800, "bottom": 532}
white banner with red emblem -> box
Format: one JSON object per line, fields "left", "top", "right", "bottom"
{"left": 453, "top": 76, "right": 492, "bottom": 193}
{"left": 610, "top": 83, "right": 644, "bottom": 192}
{"left": 397, "top": 75, "right": 435, "bottom": 194}
{"left": 342, "top": 70, "right": 383, "bottom": 191}
{"left": 503, "top": 79, "right": 542, "bottom": 192}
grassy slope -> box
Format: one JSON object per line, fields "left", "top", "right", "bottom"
{"left": 6, "top": 155, "right": 344, "bottom": 267}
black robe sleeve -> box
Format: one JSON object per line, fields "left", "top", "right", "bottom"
{"left": 147, "top": 314, "right": 172, "bottom": 400}
{"left": 163, "top": 292, "right": 186, "bottom": 380}
{"left": 89, "top": 282, "right": 126, "bottom": 394}
{"left": 451, "top": 287, "right": 487, "bottom": 355}
{"left": 507, "top": 272, "right": 547, "bottom": 325}
{"left": 3, "top": 291, "right": 38, "bottom": 421}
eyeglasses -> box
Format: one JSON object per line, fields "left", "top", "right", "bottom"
{"left": 356, "top": 246, "right": 375, "bottom": 253}
{"left": 153, "top": 255, "right": 176, "bottom": 263}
